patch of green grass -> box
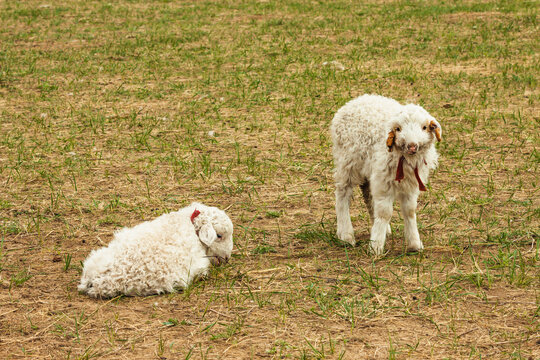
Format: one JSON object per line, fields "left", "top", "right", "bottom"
{"left": 265, "top": 210, "right": 282, "bottom": 218}
{"left": 295, "top": 222, "right": 352, "bottom": 248}
{"left": 252, "top": 243, "right": 277, "bottom": 254}
{"left": 10, "top": 268, "right": 32, "bottom": 287}
{"left": 1, "top": 221, "right": 22, "bottom": 235}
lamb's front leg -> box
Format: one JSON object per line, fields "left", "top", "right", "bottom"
{"left": 398, "top": 192, "right": 423, "bottom": 252}
{"left": 369, "top": 196, "right": 394, "bottom": 255}
{"left": 335, "top": 185, "right": 355, "bottom": 245}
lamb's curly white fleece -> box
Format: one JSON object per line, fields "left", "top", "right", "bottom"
{"left": 78, "top": 202, "right": 233, "bottom": 298}
{"left": 331, "top": 94, "right": 441, "bottom": 255}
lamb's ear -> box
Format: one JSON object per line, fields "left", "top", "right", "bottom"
{"left": 198, "top": 223, "right": 217, "bottom": 247}
{"left": 429, "top": 120, "right": 442, "bottom": 142}
{"left": 386, "top": 130, "right": 395, "bottom": 152}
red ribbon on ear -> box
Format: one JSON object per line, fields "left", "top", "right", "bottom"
{"left": 395, "top": 156, "right": 427, "bottom": 191}
{"left": 190, "top": 209, "right": 201, "bottom": 223}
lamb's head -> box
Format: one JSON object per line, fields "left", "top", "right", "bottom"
{"left": 190, "top": 203, "right": 234, "bottom": 266}
{"left": 386, "top": 104, "right": 442, "bottom": 157}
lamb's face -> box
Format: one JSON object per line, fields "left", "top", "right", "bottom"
{"left": 205, "top": 214, "right": 234, "bottom": 266}
{"left": 387, "top": 104, "right": 441, "bottom": 157}
{"left": 191, "top": 205, "right": 234, "bottom": 266}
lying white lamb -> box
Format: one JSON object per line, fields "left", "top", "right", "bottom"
{"left": 331, "top": 94, "right": 441, "bottom": 255}
{"left": 78, "top": 202, "right": 233, "bottom": 298}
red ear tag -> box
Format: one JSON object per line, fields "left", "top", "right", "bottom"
{"left": 191, "top": 209, "right": 201, "bottom": 223}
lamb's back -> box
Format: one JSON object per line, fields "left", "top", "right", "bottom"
{"left": 111, "top": 210, "right": 192, "bottom": 246}
{"left": 331, "top": 94, "right": 403, "bottom": 152}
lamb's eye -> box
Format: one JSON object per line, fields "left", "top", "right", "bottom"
{"left": 423, "top": 126, "right": 427, "bottom": 130}
{"left": 395, "top": 127, "right": 401, "bottom": 132}
{"left": 217, "top": 234, "right": 222, "bottom": 239}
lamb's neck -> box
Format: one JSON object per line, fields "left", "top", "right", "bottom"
{"left": 392, "top": 154, "right": 427, "bottom": 191}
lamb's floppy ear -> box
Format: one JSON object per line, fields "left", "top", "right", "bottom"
{"left": 429, "top": 120, "right": 442, "bottom": 142}
{"left": 386, "top": 130, "right": 395, "bottom": 152}
{"left": 198, "top": 223, "right": 217, "bottom": 247}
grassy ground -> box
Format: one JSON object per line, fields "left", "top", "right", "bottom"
{"left": 0, "top": 0, "right": 538, "bottom": 358}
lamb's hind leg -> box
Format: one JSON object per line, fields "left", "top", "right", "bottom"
{"left": 361, "top": 180, "right": 391, "bottom": 236}
{"left": 335, "top": 183, "right": 355, "bottom": 246}
{"left": 369, "top": 194, "right": 394, "bottom": 256}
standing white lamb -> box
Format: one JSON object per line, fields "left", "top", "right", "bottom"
{"left": 78, "top": 202, "right": 233, "bottom": 298}
{"left": 331, "top": 94, "right": 441, "bottom": 255}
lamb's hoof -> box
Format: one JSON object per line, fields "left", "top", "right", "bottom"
{"left": 386, "top": 224, "right": 392, "bottom": 236}
{"left": 369, "top": 240, "right": 385, "bottom": 256}
{"left": 406, "top": 242, "right": 424, "bottom": 253}
{"left": 337, "top": 231, "right": 356, "bottom": 246}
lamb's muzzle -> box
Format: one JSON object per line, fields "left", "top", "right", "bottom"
{"left": 406, "top": 143, "right": 418, "bottom": 154}
{"left": 207, "top": 255, "right": 229, "bottom": 265}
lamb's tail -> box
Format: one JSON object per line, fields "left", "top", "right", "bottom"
{"left": 77, "top": 276, "right": 93, "bottom": 294}
{"left": 78, "top": 247, "right": 112, "bottom": 296}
